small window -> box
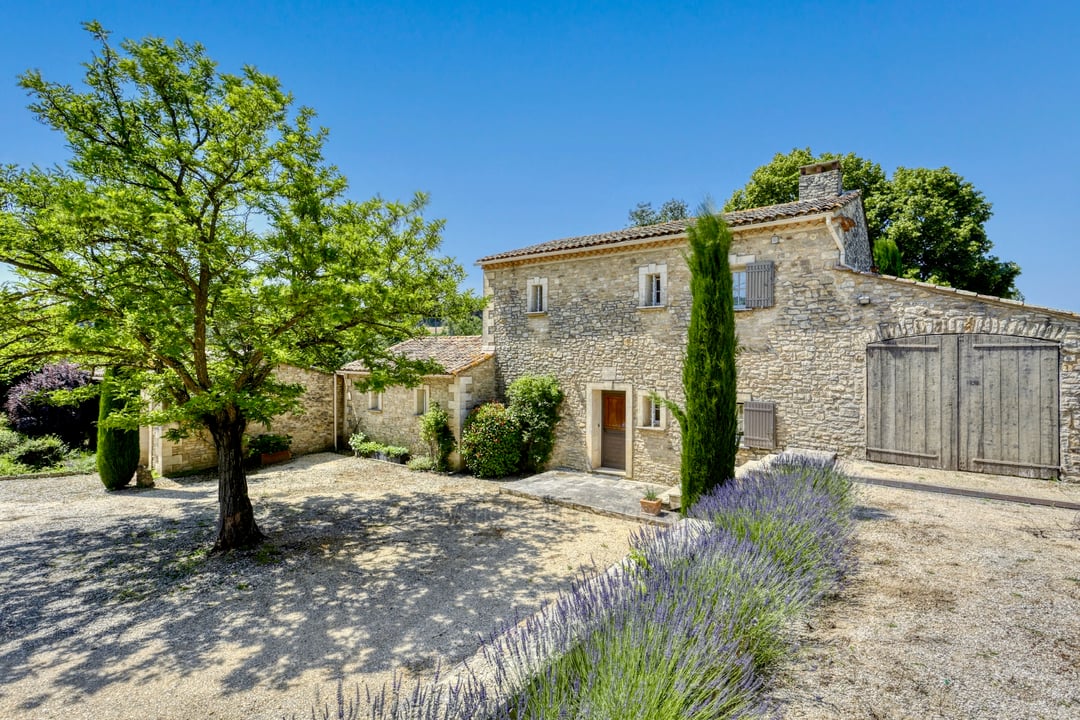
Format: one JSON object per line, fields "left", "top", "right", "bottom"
{"left": 368, "top": 391, "right": 383, "bottom": 412}
{"left": 639, "top": 392, "right": 666, "bottom": 429}
{"left": 732, "top": 271, "right": 748, "bottom": 310}
{"left": 638, "top": 263, "right": 667, "bottom": 308}
{"left": 526, "top": 277, "right": 548, "bottom": 314}
{"left": 415, "top": 386, "right": 429, "bottom": 415}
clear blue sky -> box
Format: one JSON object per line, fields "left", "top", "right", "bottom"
{"left": 2, "top": 1, "right": 1078, "bottom": 311}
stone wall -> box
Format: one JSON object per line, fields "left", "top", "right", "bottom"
{"left": 486, "top": 216, "right": 1080, "bottom": 482}
{"left": 149, "top": 365, "right": 335, "bottom": 476}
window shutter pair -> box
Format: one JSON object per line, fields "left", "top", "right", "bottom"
{"left": 743, "top": 400, "right": 775, "bottom": 449}
{"left": 746, "top": 261, "right": 774, "bottom": 308}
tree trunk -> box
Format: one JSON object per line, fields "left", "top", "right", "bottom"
{"left": 208, "top": 412, "right": 264, "bottom": 552}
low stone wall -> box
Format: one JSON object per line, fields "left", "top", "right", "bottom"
{"left": 148, "top": 365, "right": 335, "bottom": 476}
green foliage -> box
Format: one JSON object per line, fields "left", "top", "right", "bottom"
{"left": 347, "top": 431, "right": 368, "bottom": 456}
{"left": 460, "top": 403, "right": 523, "bottom": 479}
{"left": 724, "top": 147, "right": 1021, "bottom": 298}
{"left": 419, "top": 402, "right": 455, "bottom": 471}
{"left": 97, "top": 369, "right": 140, "bottom": 490}
{"left": 384, "top": 445, "right": 409, "bottom": 459}
{"left": 246, "top": 433, "right": 292, "bottom": 456}
{"left": 873, "top": 237, "right": 904, "bottom": 277}
{"left": 506, "top": 374, "right": 564, "bottom": 473}
{"left": 6, "top": 435, "right": 68, "bottom": 470}
{"left": 355, "top": 440, "right": 382, "bottom": 458}
{"left": 406, "top": 455, "right": 436, "bottom": 472}
{"left": 680, "top": 207, "right": 738, "bottom": 511}
{"left": 628, "top": 199, "right": 690, "bottom": 227}
{"left": 0, "top": 424, "right": 21, "bottom": 454}
{"left": 0, "top": 24, "right": 476, "bottom": 549}
{"left": 0, "top": 456, "right": 31, "bottom": 476}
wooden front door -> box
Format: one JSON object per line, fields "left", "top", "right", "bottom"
{"left": 867, "top": 334, "right": 1059, "bottom": 479}
{"left": 601, "top": 391, "right": 626, "bottom": 470}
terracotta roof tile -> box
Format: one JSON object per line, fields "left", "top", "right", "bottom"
{"left": 339, "top": 335, "right": 490, "bottom": 375}
{"left": 477, "top": 191, "right": 862, "bottom": 264}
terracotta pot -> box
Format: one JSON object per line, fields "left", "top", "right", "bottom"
{"left": 260, "top": 450, "right": 292, "bottom": 465}
{"left": 640, "top": 498, "right": 663, "bottom": 515}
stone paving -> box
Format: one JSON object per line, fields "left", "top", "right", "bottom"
{"left": 499, "top": 470, "right": 679, "bottom": 525}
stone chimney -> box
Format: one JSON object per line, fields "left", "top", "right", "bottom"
{"left": 798, "top": 160, "right": 843, "bottom": 201}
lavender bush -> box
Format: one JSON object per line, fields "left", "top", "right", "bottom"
{"left": 310, "top": 454, "right": 856, "bottom": 720}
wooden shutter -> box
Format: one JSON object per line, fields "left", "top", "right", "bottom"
{"left": 746, "top": 261, "right": 774, "bottom": 308}
{"left": 743, "top": 401, "right": 775, "bottom": 448}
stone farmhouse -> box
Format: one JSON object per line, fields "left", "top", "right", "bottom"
{"left": 147, "top": 161, "right": 1080, "bottom": 484}
{"left": 471, "top": 161, "right": 1080, "bottom": 484}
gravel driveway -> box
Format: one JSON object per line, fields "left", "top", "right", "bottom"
{"left": 774, "top": 462, "right": 1080, "bottom": 719}
{"left": 0, "top": 454, "right": 640, "bottom": 719}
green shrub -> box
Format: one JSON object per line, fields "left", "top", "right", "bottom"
{"left": 96, "top": 369, "right": 140, "bottom": 490}
{"left": 460, "top": 403, "right": 522, "bottom": 479}
{"left": 0, "top": 425, "right": 21, "bottom": 455}
{"left": 0, "top": 456, "right": 30, "bottom": 476}
{"left": 407, "top": 455, "right": 436, "bottom": 472}
{"left": 419, "top": 403, "right": 456, "bottom": 471}
{"left": 6, "top": 435, "right": 68, "bottom": 470}
{"left": 347, "top": 432, "right": 368, "bottom": 456}
{"left": 246, "top": 433, "right": 292, "bottom": 456}
{"left": 355, "top": 440, "right": 382, "bottom": 457}
{"left": 507, "top": 374, "right": 564, "bottom": 473}
{"left": 384, "top": 445, "right": 410, "bottom": 460}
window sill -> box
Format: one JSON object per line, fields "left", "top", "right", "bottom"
{"left": 636, "top": 425, "right": 666, "bottom": 432}
{"left": 526, "top": 311, "right": 548, "bottom": 317}
{"left": 368, "top": 409, "right": 382, "bottom": 413}
{"left": 636, "top": 305, "right": 667, "bottom": 311}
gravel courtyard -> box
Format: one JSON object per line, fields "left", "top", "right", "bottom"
{"left": 0, "top": 454, "right": 640, "bottom": 719}
{"left": 2, "top": 453, "right": 1079, "bottom": 719}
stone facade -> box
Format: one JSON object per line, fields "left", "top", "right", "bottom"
{"left": 144, "top": 365, "right": 335, "bottom": 476}
{"left": 481, "top": 182, "right": 1080, "bottom": 483}
{"left": 339, "top": 355, "right": 497, "bottom": 468}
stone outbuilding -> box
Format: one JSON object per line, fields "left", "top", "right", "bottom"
{"left": 336, "top": 335, "right": 496, "bottom": 468}
{"left": 477, "top": 161, "right": 1080, "bottom": 484}
{"left": 140, "top": 364, "right": 336, "bottom": 476}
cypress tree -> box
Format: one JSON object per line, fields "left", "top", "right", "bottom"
{"left": 679, "top": 208, "right": 738, "bottom": 510}
{"left": 97, "top": 369, "right": 140, "bottom": 490}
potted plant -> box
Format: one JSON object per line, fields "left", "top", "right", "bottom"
{"left": 640, "top": 488, "right": 663, "bottom": 516}
{"left": 248, "top": 433, "right": 292, "bottom": 465}
{"left": 385, "top": 445, "right": 410, "bottom": 464}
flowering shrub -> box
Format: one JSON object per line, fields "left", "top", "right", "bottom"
{"left": 459, "top": 403, "right": 522, "bottom": 479}
{"left": 4, "top": 363, "right": 97, "bottom": 448}
{"left": 321, "top": 454, "right": 856, "bottom": 719}
{"left": 419, "top": 403, "right": 456, "bottom": 471}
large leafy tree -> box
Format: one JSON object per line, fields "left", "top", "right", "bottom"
{"left": 724, "top": 148, "right": 1021, "bottom": 298}
{"left": 0, "top": 24, "right": 474, "bottom": 551}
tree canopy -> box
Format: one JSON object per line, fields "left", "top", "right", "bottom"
{"left": 627, "top": 198, "right": 689, "bottom": 227}
{"left": 0, "top": 23, "right": 476, "bottom": 550}
{"left": 723, "top": 148, "right": 1021, "bottom": 298}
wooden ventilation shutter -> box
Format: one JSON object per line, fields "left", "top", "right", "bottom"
{"left": 746, "top": 261, "right": 775, "bottom": 308}
{"left": 743, "top": 401, "right": 776, "bottom": 448}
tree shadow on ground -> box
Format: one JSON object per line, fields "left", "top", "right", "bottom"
{"left": 0, "top": 474, "right": 614, "bottom": 712}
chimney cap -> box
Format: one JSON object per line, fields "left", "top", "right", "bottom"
{"left": 799, "top": 159, "right": 842, "bottom": 176}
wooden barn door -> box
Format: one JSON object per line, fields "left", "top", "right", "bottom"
{"left": 600, "top": 391, "right": 626, "bottom": 470}
{"left": 867, "top": 334, "right": 1059, "bottom": 479}
{"left": 866, "top": 336, "right": 957, "bottom": 469}
{"left": 957, "top": 335, "right": 1059, "bottom": 479}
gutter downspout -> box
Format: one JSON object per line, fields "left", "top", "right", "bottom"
{"left": 332, "top": 372, "right": 339, "bottom": 451}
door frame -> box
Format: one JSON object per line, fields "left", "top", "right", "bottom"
{"left": 586, "top": 382, "right": 633, "bottom": 475}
